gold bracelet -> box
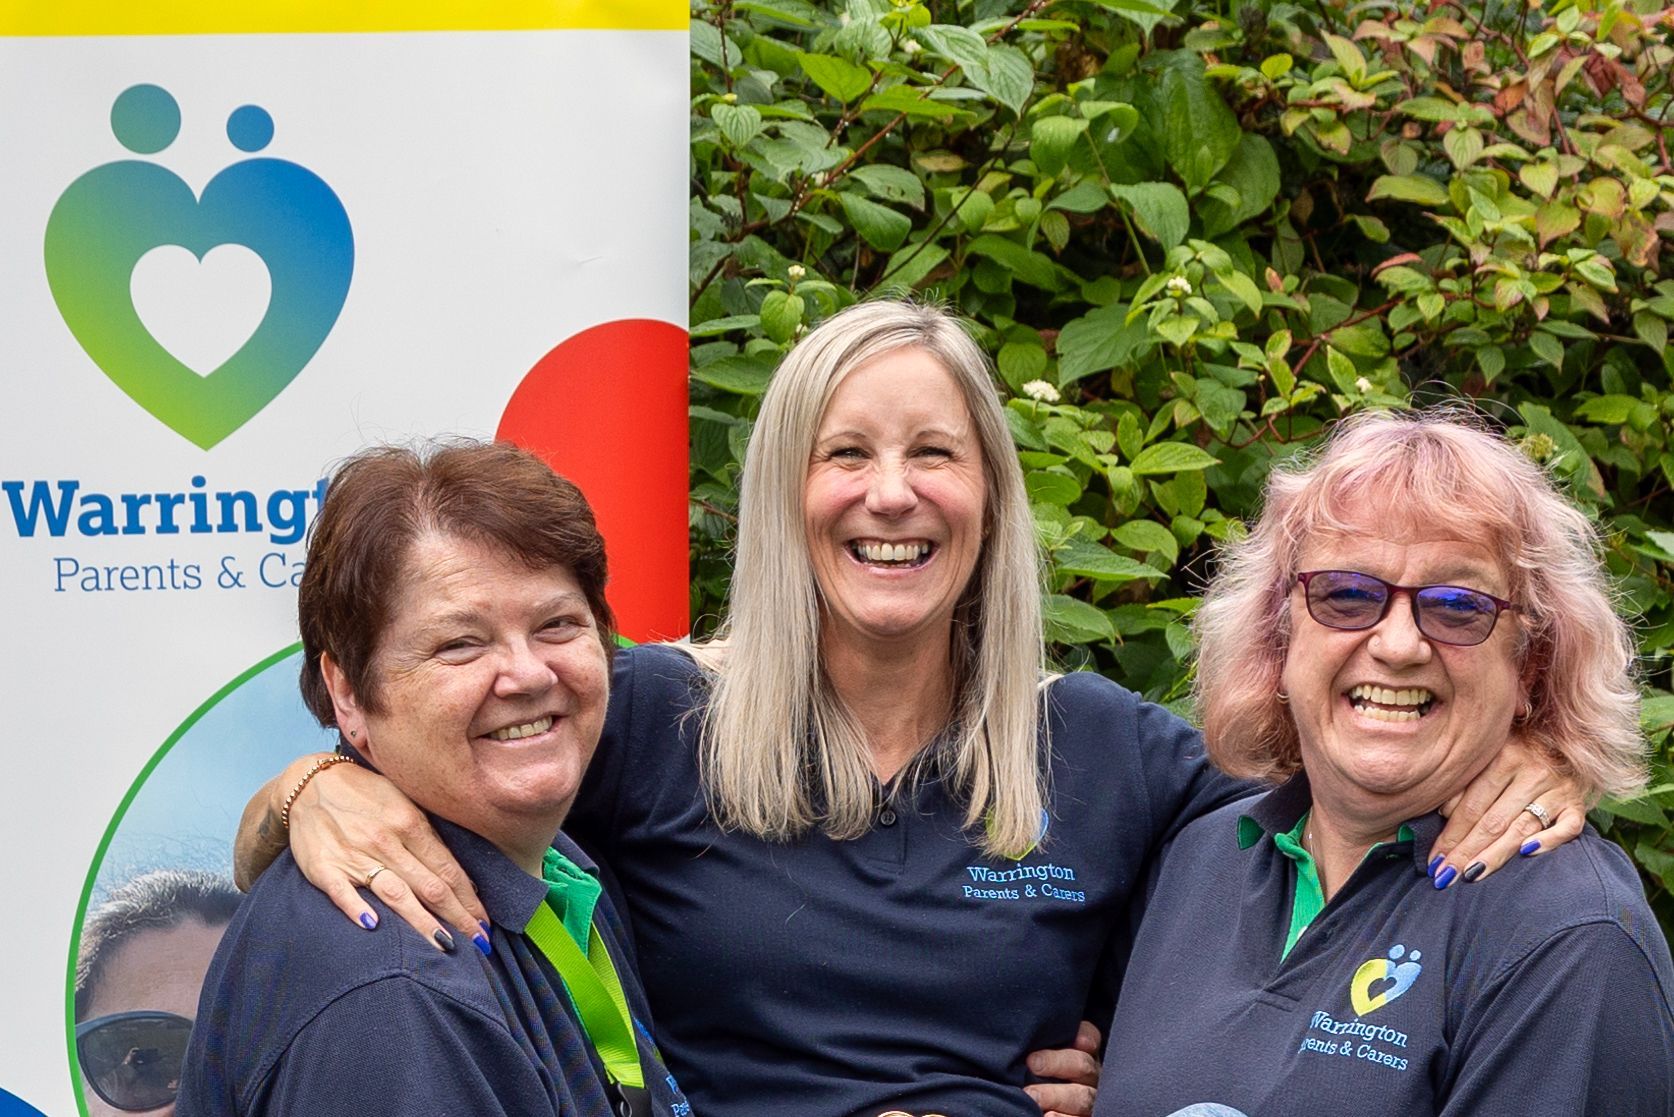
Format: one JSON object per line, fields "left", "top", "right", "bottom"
{"left": 280, "top": 754, "right": 355, "bottom": 832}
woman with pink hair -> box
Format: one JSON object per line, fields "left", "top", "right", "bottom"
{"left": 1095, "top": 410, "right": 1674, "bottom": 1116}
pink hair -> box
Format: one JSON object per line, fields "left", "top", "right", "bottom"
{"left": 1193, "top": 409, "right": 1644, "bottom": 798}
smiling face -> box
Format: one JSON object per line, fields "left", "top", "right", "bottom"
{"left": 803, "top": 346, "right": 988, "bottom": 658}
{"left": 325, "top": 533, "right": 609, "bottom": 863}
{"left": 1281, "top": 518, "right": 1525, "bottom": 834}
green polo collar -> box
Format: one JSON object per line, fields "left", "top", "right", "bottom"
{"left": 1237, "top": 783, "right": 1417, "bottom": 961}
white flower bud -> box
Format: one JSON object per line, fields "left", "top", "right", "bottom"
{"left": 1355, "top": 376, "right": 1373, "bottom": 394}
{"left": 787, "top": 264, "right": 806, "bottom": 281}
{"left": 1165, "top": 275, "right": 1192, "bottom": 297}
{"left": 1021, "top": 380, "right": 1061, "bottom": 403}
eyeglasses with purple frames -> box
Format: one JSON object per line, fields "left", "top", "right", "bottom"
{"left": 1296, "top": 570, "right": 1516, "bottom": 647}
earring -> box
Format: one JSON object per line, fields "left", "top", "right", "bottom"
{"left": 1276, "top": 690, "right": 1290, "bottom": 705}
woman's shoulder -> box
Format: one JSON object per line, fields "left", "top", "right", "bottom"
{"left": 1455, "top": 829, "right": 1674, "bottom": 995}
{"left": 201, "top": 856, "right": 509, "bottom": 1085}
{"left": 614, "top": 642, "right": 709, "bottom": 708}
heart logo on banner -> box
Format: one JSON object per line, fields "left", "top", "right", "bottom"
{"left": 131, "top": 244, "right": 273, "bottom": 377}
{"left": 1349, "top": 944, "right": 1423, "bottom": 1016}
{"left": 44, "top": 85, "right": 353, "bottom": 449}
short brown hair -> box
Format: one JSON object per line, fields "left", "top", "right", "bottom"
{"left": 297, "top": 440, "right": 614, "bottom": 725}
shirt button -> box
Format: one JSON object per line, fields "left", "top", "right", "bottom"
{"left": 878, "top": 808, "right": 898, "bottom": 827}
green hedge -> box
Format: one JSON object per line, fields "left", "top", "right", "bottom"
{"left": 687, "top": 0, "right": 1674, "bottom": 928}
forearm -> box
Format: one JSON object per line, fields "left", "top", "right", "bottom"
{"left": 232, "top": 755, "right": 330, "bottom": 890}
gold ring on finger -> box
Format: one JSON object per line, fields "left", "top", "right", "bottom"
{"left": 365, "top": 864, "right": 389, "bottom": 888}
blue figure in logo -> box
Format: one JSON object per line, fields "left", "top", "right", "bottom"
{"left": 44, "top": 84, "right": 353, "bottom": 449}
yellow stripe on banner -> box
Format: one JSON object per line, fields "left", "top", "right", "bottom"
{"left": 1, "top": 0, "right": 686, "bottom": 36}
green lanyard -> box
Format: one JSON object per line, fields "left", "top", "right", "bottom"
{"left": 523, "top": 903, "right": 646, "bottom": 1090}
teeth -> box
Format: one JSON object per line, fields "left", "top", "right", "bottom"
{"left": 855, "top": 541, "right": 929, "bottom": 563}
{"left": 487, "top": 715, "right": 554, "bottom": 741}
{"left": 1359, "top": 705, "right": 1423, "bottom": 723}
{"left": 1349, "top": 685, "right": 1435, "bottom": 710}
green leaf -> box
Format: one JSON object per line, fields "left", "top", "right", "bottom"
{"left": 1519, "top": 160, "right": 1559, "bottom": 199}
{"left": 797, "top": 52, "right": 871, "bottom": 104}
{"left": 1026, "top": 469, "right": 1083, "bottom": 505}
{"left": 1109, "top": 182, "right": 1190, "bottom": 250}
{"left": 1056, "top": 303, "right": 1151, "bottom": 385}
{"left": 1322, "top": 33, "right": 1367, "bottom": 84}
{"left": 690, "top": 19, "right": 740, "bottom": 69}
{"left": 1215, "top": 268, "right": 1263, "bottom": 314}
{"left": 917, "top": 23, "right": 989, "bottom": 68}
{"left": 1536, "top": 202, "right": 1581, "bottom": 246}
{"left": 839, "top": 193, "right": 912, "bottom": 251}
{"left": 1050, "top": 180, "right": 1110, "bottom": 214}
{"left": 691, "top": 354, "right": 774, "bottom": 396}
{"left": 966, "top": 235, "right": 1064, "bottom": 291}
{"left": 1044, "top": 594, "right": 1115, "bottom": 643}
{"left": 1031, "top": 116, "right": 1089, "bottom": 176}
{"left": 1528, "top": 330, "right": 1564, "bottom": 369}
{"left": 712, "top": 103, "right": 764, "bottom": 148}
{"left": 877, "top": 241, "right": 949, "bottom": 291}
{"left": 1054, "top": 539, "right": 1165, "bottom": 581}
{"left": 970, "top": 44, "right": 1035, "bottom": 115}
{"left": 1130, "top": 441, "right": 1221, "bottom": 474}
{"left": 1442, "top": 126, "right": 1484, "bottom": 170}
{"left": 1195, "top": 380, "right": 1246, "bottom": 435}
{"left": 1200, "top": 134, "right": 1281, "bottom": 238}
{"left": 850, "top": 165, "right": 926, "bottom": 210}
{"left": 1155, "top": 52, "right": 1241, "bottom": 192}
{"left": 1367, "top": 174, "right": 1453, "bottom": 207}
{"left": 1112, "top": 519, "right": 1180, "bottom": 563}
{"left": 759, "top": 290, "right": 805, "bottom": 343}
{"left": 861, "top": 85, "right": 975, "bottom": 121}
{"left": 1574, "top": 395, "right": 1641, "bottom": 424}
{"left": 1634, "top": 311, "right": 1670, "bottom": 352}
{"left": 1325, "top": 346, "right": 1359, "bottom": 394}
{"left": 1477, "top": 344, "right": 1506, "bottom": 382}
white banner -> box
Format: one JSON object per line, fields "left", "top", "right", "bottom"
{"left": 0, "top": 10, "right": 687, "bottom": 1113}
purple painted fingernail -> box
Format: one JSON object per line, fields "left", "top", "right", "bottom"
{"left": 1462, "top": 861, "right": 1486, "bottom": 883}
{"left": 1520, "top": 839, "right": 1540, "bottom": 856}
{"left": 473, "top": 932, "right": 493, "bottom": 957}
{"left": 1427, "top": 854, "right": 1444, "bottom": 878}
{"left": 359, "top": 911, "right": 378, "bottom": 930}
{"left": 433, "top": 928, "right": 456, "bottom": 952}
{"left": 1433, "top": 865, "right": 1458, "bottom": 890}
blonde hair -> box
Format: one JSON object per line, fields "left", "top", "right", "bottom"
{"left": 1194, "top": 408, "right": 1644, "bottom": 799}
{"left": 688, "top": 300, "right": 1047, "bottom": 856}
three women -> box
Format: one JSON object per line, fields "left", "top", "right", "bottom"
{"left": 230, "top": 302, "right": 1595, "bottom": 1114}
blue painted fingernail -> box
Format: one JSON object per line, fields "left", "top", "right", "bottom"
{"left": 473, "top": 932, "right": 493, "bottom": 957}
{"left": 1520, "top": 839, "right": 1540, "bottom": 856}
{"left": 1463, "top": 861, "right": 1486, "bottom": 883}
{"left": 480, "top": 920, "right": 492, "bottom": 935}
{"left": 1433, "top": 865, "right": 1458, "bottom": 890}
{"left": 434, "top": 928, "right": 456, "bottom": 952}
{"left": 359, "top": 911, "right": 378, "bottom": 930}
{"left": 1427, "top": 854, "right": 1444, "bottom": 878}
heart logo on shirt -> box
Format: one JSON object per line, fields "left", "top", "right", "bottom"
{"left": 1350, "top": 944, "right": 1423, "bottom": 1016}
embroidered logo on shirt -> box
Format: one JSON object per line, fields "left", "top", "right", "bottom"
{"left": 1350, "top": 943, "right": 1423, "bottom": 1016}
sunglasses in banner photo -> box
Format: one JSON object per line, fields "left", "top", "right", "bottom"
{"left": 76, "top": 1012, "right": 193, "bottom": 1114}
{"left": 1296, "top": 570, "right": 1517, "bottom": 647}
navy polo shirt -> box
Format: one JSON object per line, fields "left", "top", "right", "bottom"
{"left": 564, "top": 643, "right": 1246, "bottom": 1117}
{"left": 1096, "top": 775, "right": 1674, "bottom": 1116}
{"left": 177, "top": 819, "right": 691, "bottom": 1116}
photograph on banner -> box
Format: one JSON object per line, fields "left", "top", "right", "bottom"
{"left": 1, "top": 10, "right": 687, "bottom": 1113}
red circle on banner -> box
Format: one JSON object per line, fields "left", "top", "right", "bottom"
{"left": 497, "top": 319, "right": 689, "bottom": 643}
